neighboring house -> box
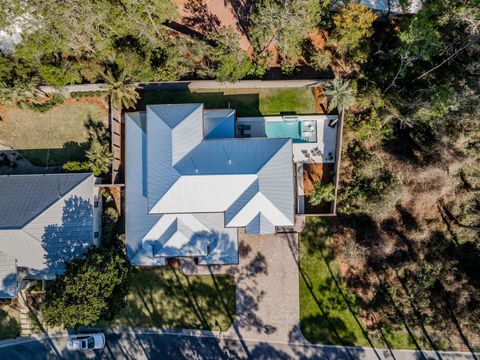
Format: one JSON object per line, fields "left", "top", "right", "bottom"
{"left": 360, "top": 0, "right": 422, "bottom": 13}
{"left": 0, "top": 173, "right": 101, "bottom": 298}
{"left": 125, "top": 103, "right": 339, "bottom": 266}
{"left": 0, "top": 14, "right": 36, "bottom": 56}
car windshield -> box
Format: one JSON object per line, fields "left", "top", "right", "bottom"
{"left": 87, "top": 337, "right": 95, "bottom": 349}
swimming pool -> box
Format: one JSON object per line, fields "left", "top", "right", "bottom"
{"left": 265, "top": 120, "right": 316, "bottom": 143}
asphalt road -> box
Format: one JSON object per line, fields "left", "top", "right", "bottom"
{"left": 1, "top": 332, "right": 479, "bottom": 360}
{"left": 0, "top": 332, "right": 372, "bottom": 360}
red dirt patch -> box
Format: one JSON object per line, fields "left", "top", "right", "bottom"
{"left": 174, "top": 0, "right": 251, "bottom": 51}
{"left": 303, "top": 163, "right": 335, "bottom": 214}
{"left": 314, "top": 86, "right": 329, "bottom": 115}
{"left": 303, "top": 163, "right": 335, "bottom": 195}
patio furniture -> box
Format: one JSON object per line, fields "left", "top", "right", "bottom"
{"left": 328, "top": 119, "right": 338, "bottom": 128}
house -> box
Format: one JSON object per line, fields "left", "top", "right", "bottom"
{"left": 360, "top": 0, "right": 422, "bottom": 13}
{"left": 125, "top": 104, "right": 296, "bottom": 266}
{"left": 0, "top": 173, "right": 101, "bottom": 298}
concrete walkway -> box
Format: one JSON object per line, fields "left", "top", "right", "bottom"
{"left": 17, "top": 290, "right": 32, "bottom": 337}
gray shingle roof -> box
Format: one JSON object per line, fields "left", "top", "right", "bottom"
{"left": 0, "top": 173, "right": 95, "bottom": 290}
{"left": 0, "top": 173, "right": 91, "bottom": 229}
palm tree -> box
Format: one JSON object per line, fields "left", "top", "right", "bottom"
{"left": 85, "top": 139, "right": 114, "bottom": 176}
{"left": 308, "top": 182, "right": 335, "bottom": 206}
{"left": 323, "top": 79, "right": 355, "bottom": 114}
{"left": 102, "top": 70, "right": 140, "bottom": 110}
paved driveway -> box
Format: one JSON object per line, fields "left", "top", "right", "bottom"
{"left": 181, "top": 230, "right": 302, "bottom": 345}
{"left": 224, "top": 232, "right": 301, "bottom": 344}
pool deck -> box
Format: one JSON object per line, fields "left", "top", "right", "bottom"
{"left": 236, "top": 115, "right": 338, "bottom": 164}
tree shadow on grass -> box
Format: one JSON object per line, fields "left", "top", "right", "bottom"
{"left": 0, "top": 307, "right": 20, "bottom": 339}
{"left": 108, "top": 268, "right": 236, "bottom": 333}
{"left": 294, "top": 219, "right": 383, "bottom": 359}
{"left": 136, "top": 89, "right": 262, "bottom": 117}
{"left": 12, "top": 115, "right": 106, "bottom": 169}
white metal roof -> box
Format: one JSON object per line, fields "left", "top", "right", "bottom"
{"left": 125, "top": 103, "right": 295, "bottom": 265}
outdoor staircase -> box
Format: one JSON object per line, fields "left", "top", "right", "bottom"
{"left": 18, "top": 290, "right": 32, "bottom": 336}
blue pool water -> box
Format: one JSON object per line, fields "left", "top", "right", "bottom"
{"left": 265, "top": 121, "right": 304, "bottom": 143}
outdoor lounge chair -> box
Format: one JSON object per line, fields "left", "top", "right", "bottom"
{"left": 328, "top": 119, "right": 338, "bottom": 128}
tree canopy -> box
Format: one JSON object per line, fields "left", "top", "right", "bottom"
{"left": 42, "top": 246, "right": 133, "bottom": 329}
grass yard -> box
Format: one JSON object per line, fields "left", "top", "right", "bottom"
{"left": 299, "top": 217, "right": 425, "bottom": 350}
{"left": 104, "top": 269, "right": 236, "bottom": 331}
{"left": 138, "top": 88, "right": 317, "bottom": 116}
{"left": 0, "top": 101, "right": 107, "bottom": 167}
{"left": 0, "top": 304, "right": 21, "bottom": 339}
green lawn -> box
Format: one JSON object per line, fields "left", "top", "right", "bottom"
{"left": 0, "top": 305, "right": 21, "bottom": 339}
{"left": 103, "top": 269, "right": 236, "bottom": 331}
{"left": 0, "top": 102, "right": 106, "bottom": 167}
{"left": 299, "top": 217, "right": 426, "bottom": 349}
{"left": 138, "top": 88, "right": 317, "bottom": 116}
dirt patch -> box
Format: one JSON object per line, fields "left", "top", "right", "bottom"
{"left": 174, "top": 0, "right": 251, "bottom": 51}
{"left": 314, "top": 86, "right": 329, "bottom": 114}
{"left": 303, "top": 163, "right": 335, "bottom": 194}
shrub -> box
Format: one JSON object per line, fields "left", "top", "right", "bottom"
{"left": 309, "top": 182, "right": 336, "bottom": 206}
{"left": 63, "top": 161, "right": 91, "bottom": 173}
{"left": 310, "top": 51, "right": 332, "bottom": 71}
{"left": 102, "top": 207, "right": 119, "bottom": 246}
{"left": 22, "top": 93, "right": 65, "bottom": 112}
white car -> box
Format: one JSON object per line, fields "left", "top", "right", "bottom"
{"left": 67, "top": 333, "right": 105, "bottom": 351}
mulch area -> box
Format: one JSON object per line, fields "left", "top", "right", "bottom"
{"left": 303, "top": 163, "right": 335, "bottom": 214}
{"left": 314, "top": 86, "right": 329, "bottom": 114}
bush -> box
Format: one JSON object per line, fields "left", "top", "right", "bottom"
{"left": 309, "top": 182, "right": 336, "bottom": 206}
{"left": 102, "top": 207, "right": 119, "bottom": 246}
{"left": 22, "top": 93, "right": 65, "bottom": 112}
{"left": 70, "top": 91, "right": 105, "bottom": 99}
{"left": 63, "top": 161, "right": 91, "bottom": 173}
{"left": 310, "top": 51, "right": 332, "bottom": 71}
